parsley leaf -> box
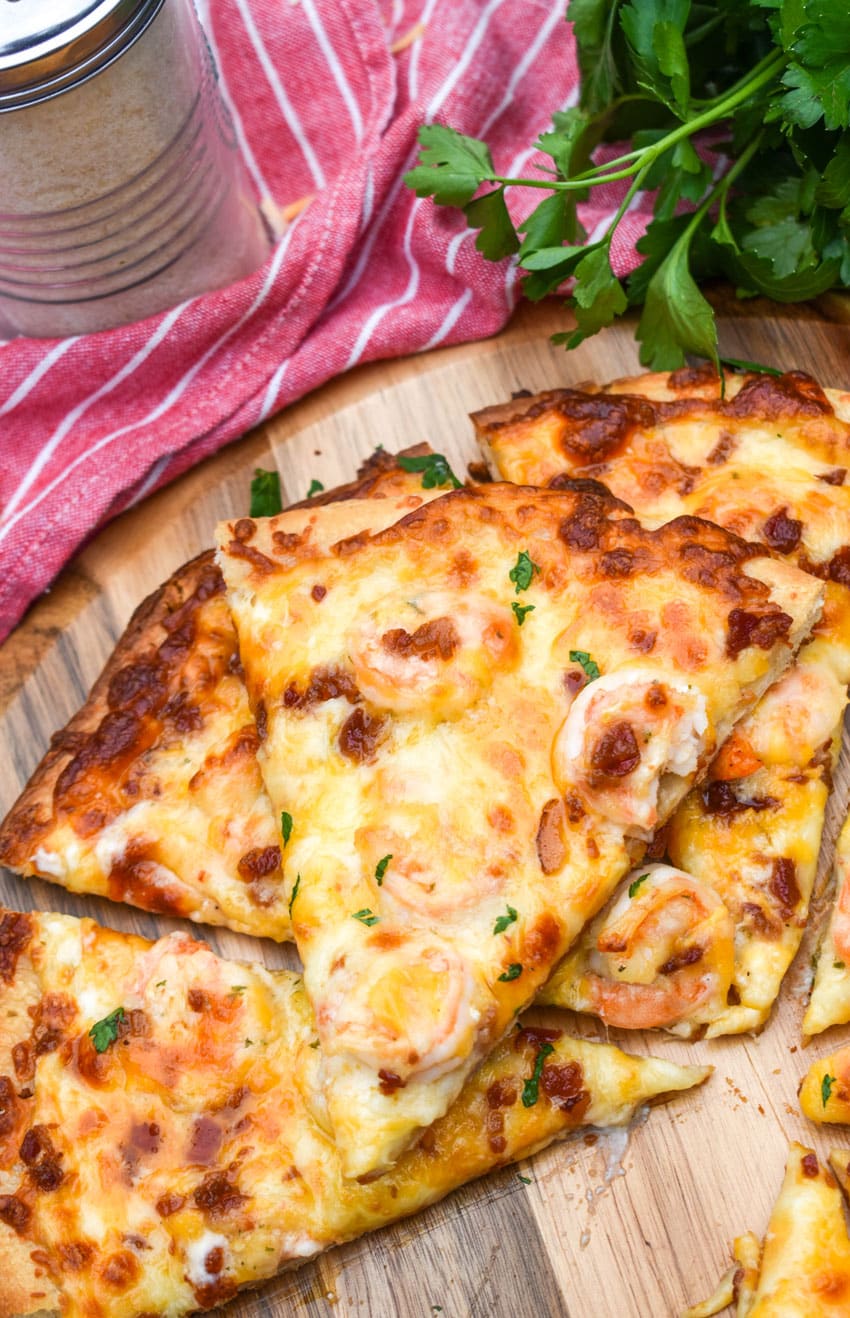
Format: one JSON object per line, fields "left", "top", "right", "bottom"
{"left": 250, "top": 468, "right": 282, "bottom": 518}
{"left": 375, "top": 855, "right": 392, "bottom": 886}
{"left": 288, "top": 872, "right": 301, "bottom": 917}
{"left": 522, "top": 1042, "right": 555, "bottom": 1108}
{"left": 518, "top": 1173, "right": 532, "bottom": 1185}
{"left": 822, "top": 1072, "right": 837, "bottom": 1108}
{"left": 89, "top": 1007, "right": 125, "bottom": 1054}
{"left": 306, "top": 479, "right": 324, "bottom": 499}
{"left": 569, "top": 649, "right": 600, "bottom": 682}
{"left": 493, "top": 905, "right": 518, "bottom": 935}
{"left": 498, "top": 963, "right": 523, "bottom": 982}
{"left": 464, "top": 187, "right": 520, "bottom": 260}
{"left": 281, "top": 811, "right": 293, "bottom": 846}
{"left": 512, "top": 602, "right": 535, "bottom": 626}
{"left": 353, "top": 908, "right": 380, "bottom": 927}
{"left": 719, "top": 358, "right": 782, "bottom": 376}
{"left": 509, "top": 550, "right": 541, "bottom": 594}
{"left": 404, "top": 124, "right": 494, "bottom": 206}
{"left": 629, "top": 873, "right": 650, "bottom": 898}
{"left": 397, "top": 452, "right": 462, "bottom": 490}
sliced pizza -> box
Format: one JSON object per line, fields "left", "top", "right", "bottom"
{"left": 805, "top": 809, "right": 850, "bottom": 1036}
{"left": 0, "top": 452, "right": 438, "bottom": 942}
{"left": 474, "top": 369, "right": 850, "bottom": 1036}
{"left": 0, "top": 907, "right": 709, "bottom": 1318}
{"left": 217, "top": 480, "right": 821, "bottom": 1176}
{"left": 683, "top": 1143, "right": 850, "bottom": 1317}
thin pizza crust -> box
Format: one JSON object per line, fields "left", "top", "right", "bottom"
{"left": 217, "top": 480, "right": 821, "bottom": 1176}
{"left": 0, "top": 907, "right": 709, "bottom": 1318}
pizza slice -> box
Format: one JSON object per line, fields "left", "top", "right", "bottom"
{"left": 804, "top": 809, "right": 850, "bottom": 1036}
{"left": 0, "top": 451, "right": 439, "bottom": 942}
{"left": 0, "top": 907, "right": 709, "bottom": 1318}
{"left": 683, "top": 1143, "right": 850, "bottom": 1317}
{"left": 217, "top": 480, "right": 821, "bottom": 1176}
{"left": 473, "top": 369, "right": 850, "bottom": 1036}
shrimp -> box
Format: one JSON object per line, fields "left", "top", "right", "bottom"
{"left": 553, "top": 667, "right": 710, "bottom": 837}
{"left": 541, "top": 864, "right": 734, "bottom": 1034}
{"left": 315, "top": 932, "right": 480, "bottom": 1082}
{"left": 348, "top": 589, "right": 518, "bottom": 718}
{"left": 743, "top": 659, "right": 846, "bottom": 768}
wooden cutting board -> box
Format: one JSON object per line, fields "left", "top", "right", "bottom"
{"left": 2, "top": 293, "right": 850, "bottom": 1318}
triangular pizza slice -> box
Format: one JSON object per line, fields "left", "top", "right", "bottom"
{"left": 805, "top": 809, "right": 850, "bottom": 1036}
{"left": 0, "top": 452, "right": 438, "bottom": 941}
{"left": 0, "top": 907, "right": 709, "bottom": 1318}
{"left": 473, "top": 368, "right": 850, "bottom": 1035}
{"left": 217, "top": 480, "right": 820, "bottom": 1175}
{"left": 683, "top": 1143, "right": 850, "bottom": 1317}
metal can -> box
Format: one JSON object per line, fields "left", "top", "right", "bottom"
{"left": 0, "top": 0, "right": 272, "bottom": 338}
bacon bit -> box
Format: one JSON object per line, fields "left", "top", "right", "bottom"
{"left": 801, "top": 1152, "right": 819, "bottom": 1178}
{"left": 381, "top": 617, "right": 459, "bottom": 662}
{"left": 818, "top": 467, "right": 846, "bottom": 485}
{"left": 0, "top": 1194, "right": 30, "bottom": 1234}
{"left": 339, "top": 708, "right": 385, "bottom": 763}
{"left": 536, "top": 799, "right": 566, "bottom": 874}
{"left": 155, "top": 1192, "right": 185, "bottom": 1218}
{"left": 590, "top": 721, "right": 641, "bottom": 778}
{"left": 378, "top": 1069, "right": 406, "bottom": 1096}
{"left": 284, "top": 663, "right": 361, "bottom": 708}
{"left": 311, "top": 583, "right": 327, "bottom": 602}
{"left": 659, "top": 944, "right": 704, "bottom": 975}
{"left": 0, "top": 1076, "right": 19, "bottom": 1137}
{"left": 0, "top": 913, "right": 33, "bottom": 985}
{"left": 763, "top": 507, "right": 803, "bottom": 554}
{"left": 770, "top": 857, "right": 800, "bottom": 917}
{"left": 726, "top": 606, "right": 792, "bottom": 658}
{"left": 232, "top": 518, "right": 255, "bottom": 543}
{"left": 702, "top": 781, "right": 779, "bottom": 817}
{"left": 712, "top": 733, "right": 763, "bottom": 781}
{"left": 515, "top": 1025, "right": 563, "bottom": 1052}
{"left": 193, "top": 1171, "right": 248, "bottom": 1218}
{"left": 237, "top": 845, "right": 281, "bottom": 882}
{"left": 486, "top": 1078, "right": 518, "bottom": 1109}
{"left": 188, "top": 1116, "right": 222, "bottom": 1166}
{"left": 539, "top": 1061, "right": 590, "bottom": 1117}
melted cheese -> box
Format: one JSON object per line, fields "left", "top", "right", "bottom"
{"left": 217, "top": 482, "right": 819, "bottom": 1176}
{"left": 0, "top": 907, "right": 709, "bottom": 1318}
{"left": 476, "top": 370, "right": 850, "bottom": 1037}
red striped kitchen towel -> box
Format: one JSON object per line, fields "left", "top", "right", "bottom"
{"left": 0, "top": 0, "right": 651, "bottom": 643}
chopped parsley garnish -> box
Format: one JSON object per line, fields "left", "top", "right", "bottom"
{"left": 493, "top": 905, "right": 518, "bottom": 935}
{"left": 281, "top": 811, "right": 293, "bottom": 846}
{"left": 397, "top": 452, "right": 462, "bottom": 490}
{"left": 245, "top": 1038, "right": 254, "bottom": 1047}
{"left": 375, "top": 854, "right": 392, "bottom": 886}
{"left": 250, "top": 467, "right": 283, "bottom": 517}
{"left": 230, "top": 985, "right": 246, "bottom": 996}
{"left": 309, "top": 1038, "right": 320, "bottom": 1049}
{"left": 512, "top": 601, "right": 535, "bottom": 626}
{"left": 155, "top": 980, "right": 166, "bottom": 988}
{"left": 509, "top": 550, "right": 540, "bottom": 594}
{"left": 498, "top": 963, "right": 523, "bottom": 982}
{"left": 629, "top": 873, "right": 650, "bottom": 899}
{"left": 569, "top": 650, "right": 600, "bottom": 682}
{"left": 822, "top": 1073, "right": 837, "bottom": 1108}
{"left": 306, "top": 478, "right": 325, "bottom": 498}
{"left": 353, "top": 908, "right": 380, "bottom": 927}
{"left": 517, "top": 1174, "right": 532, "bottom": 1185}
{"left": 89, "top": 1007, "right": 125, "bottom": 1054}
{"left": 288, "top": 872, "right": 301, "bottom": 917}
{"left": 522, "top": 1042, "right": 554, "bottom": 1108}
{"left": 835, "top": 961, "right": 846, "bottom": 970}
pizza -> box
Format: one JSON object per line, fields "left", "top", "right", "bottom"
{"left": 0, "top": 452, "right": 439, "bottom": 942}
{"left": 216, "top": 478, "right": 821, "bottom": 1177}
{"left": 805, "top": 810, "right": 850, "bottom": 1036}
{"left": 473, "top": 368, "right": 850, "bottom": 1035}
{"left": 683, "top": 1143, "right": 850, "bottom": 1316}
{"left": 0, "top": 906, "right": 709, "bottom": 1318}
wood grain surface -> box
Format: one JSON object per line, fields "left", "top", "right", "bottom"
{"left": 2, "top": 294, "right": 850, "bottom": 1318}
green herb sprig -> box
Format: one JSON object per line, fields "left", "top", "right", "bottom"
{"left": 397, "top": 452, "right": 463, "bottom": 490}
{"left": 250, "top": 468, "right": 283, "bottom": 517}
{"left": 89, "top": 1007, "right": 125, "bottom": 1054}
{"left": 405, "top": 1, "right": 850, "bottom": 372}
{"left": 522, "top": 1042, "right": 555, "bottom": 1108}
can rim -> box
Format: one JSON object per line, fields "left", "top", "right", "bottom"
{"left": 0, "top": 0, "right": 166, "bottom": 111}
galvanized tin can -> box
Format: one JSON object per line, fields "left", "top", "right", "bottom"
{"left": 0, "top": 0, "right": 271, "bottom": 337}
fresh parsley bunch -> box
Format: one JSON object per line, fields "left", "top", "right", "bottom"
{"left": 404, "top": 0, "right": 850, "bottom": 372}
